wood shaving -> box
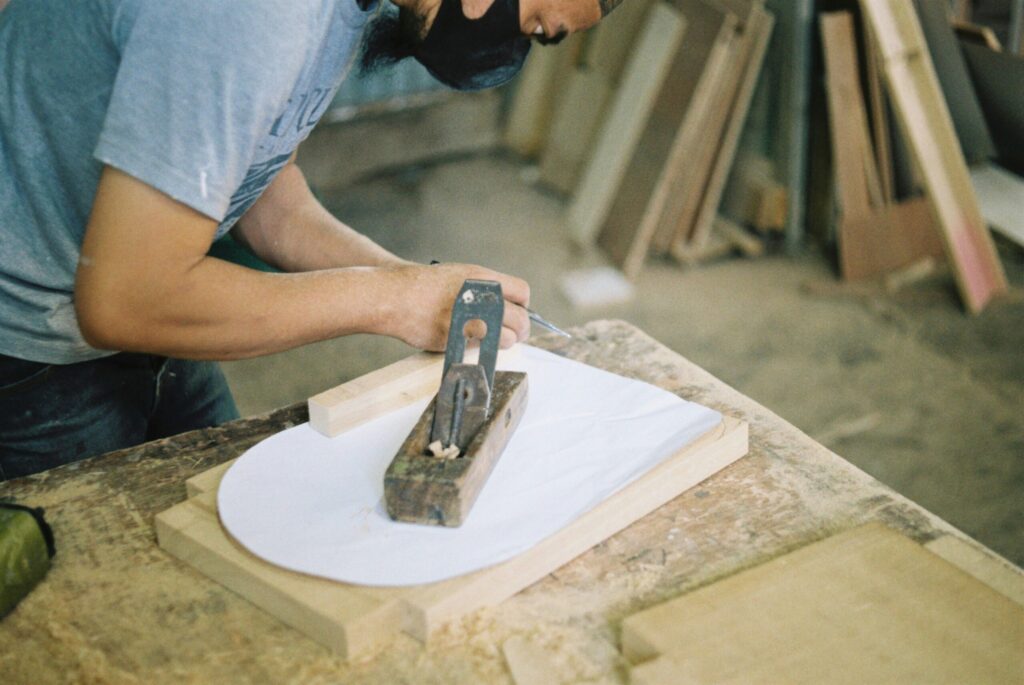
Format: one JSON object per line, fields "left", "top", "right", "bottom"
{"left": 428, "top": 440, "right": 461, "bottom": 460}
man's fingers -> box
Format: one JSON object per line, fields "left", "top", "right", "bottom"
{"left": 498, "top": 274, "right": 530, "bottom": 307}
{"left": 503, "top": 302, "right": 530, "bottom": 342}
{"left": 499, "top": 327, "right": 518, "bottom": 349}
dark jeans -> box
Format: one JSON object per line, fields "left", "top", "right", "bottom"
{"left": 0, "top": 352, "right": 239, "bottom": 480}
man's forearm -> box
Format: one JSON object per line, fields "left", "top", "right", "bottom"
{"left": 75, "top": 166, "right": 531, "bottom": 361}
{"left": 232, "top": 162, "right": 409, "bottom": 272}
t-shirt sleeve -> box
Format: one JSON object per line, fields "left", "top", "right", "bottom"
{"left": 94, "top": 0, "right": 315, "bottom": 220}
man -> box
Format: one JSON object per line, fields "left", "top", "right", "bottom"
{"left": 0, "top": 0, "right": 613, "bottom": 478}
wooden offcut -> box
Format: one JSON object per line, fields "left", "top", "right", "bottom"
{"left": 622, "top": 523, "right": 1024, "bottom": 685}
{"left": 308, "top": 351, "right": 442, "bottom": 437}
{"left": 384, "top": 371, "right": 528, "bottom": 527}
{"left": 860, "top": 0, "right": 1007, "bottom": 313}
{"left": 156, "top": 354, "right": 749, "bottom": 661}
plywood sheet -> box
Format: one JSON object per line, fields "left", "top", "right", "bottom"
{"left": 623, "top": 523, "right": 1024, "bottom": 685}
{"left": 157, "top": 354, "right": 749, "bottom": 660}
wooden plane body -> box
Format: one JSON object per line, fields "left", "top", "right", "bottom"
{"left": 384, "top": 371, "right": 528, "bottom": 527}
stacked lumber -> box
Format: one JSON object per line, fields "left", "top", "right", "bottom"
{"left": 504, "top": 0, "right": 776, "bottom": 279}
{"left": 816, "top": 1, "right": 1010, "bottom": 314}
{"left": 504, "top": 0, "right": 1013, "bottom": 313}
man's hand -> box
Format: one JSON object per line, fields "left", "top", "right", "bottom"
{"left": 374, "top": 263, "right": 531, "bottom": 351}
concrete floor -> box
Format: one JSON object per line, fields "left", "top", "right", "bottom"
{"left": 221, "top": 154, "right": 1024, "bottom": 567}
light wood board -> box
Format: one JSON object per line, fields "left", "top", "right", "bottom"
{"left": 568, "top": 2, "right": 687, "bottom": 246}
{"left": 674, "top": 4, "right": 775, "bottom": 255}
{"left": 622, "top": 522, "right": 1024, "bottom": 685}
{"left": 157, "top": 355, "right": 749, "bottom": 661}
{"left": 651, "top": 0, "right": 759, "bottom": 255}
{"left": 861, "top": 0, "right": 1007, "bottom": 313}
{"left": 596, "top": 0, "right": 738, "bottom": 277}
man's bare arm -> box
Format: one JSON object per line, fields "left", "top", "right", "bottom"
{"left": 74, "top": 167, "right": 530, "bottom": 361}
{"left": 230, "top": 160, "right": 406, "bottom": 272}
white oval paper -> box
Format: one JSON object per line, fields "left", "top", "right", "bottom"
{"left": 218, "top": 345, "right": 720, "bottom": 586}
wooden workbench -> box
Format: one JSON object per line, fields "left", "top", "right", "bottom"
{"left": 0, "top": 320, "right": 1009, "bottom": 683}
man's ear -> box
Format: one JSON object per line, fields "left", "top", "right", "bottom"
{"left": 461, "top": 0, "right": 497, "bottom": 20}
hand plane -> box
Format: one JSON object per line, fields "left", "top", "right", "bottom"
{"left": 384, "top": 280, "right": 529, "bottom": 527}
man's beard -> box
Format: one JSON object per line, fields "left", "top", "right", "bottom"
{"left": 358, "top": 4, "right": 425, "bottom": 76}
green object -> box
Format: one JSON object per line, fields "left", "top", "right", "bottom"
{"left": 207, "top": 235, "right": 279, "bottom": 273}
{"left": 0, "top": 503, "right": 55, "bottom": 618}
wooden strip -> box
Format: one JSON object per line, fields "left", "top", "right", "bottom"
{"left": 866, "top": 30, "right": 895, "bottom": 203}
{"left": 820, "top": 12, "right": 878, "bottom": 223}
{"left": 398, "top": 417, "right": 747, "bottom": 640}
{"left": 308, "top": 346, "right": 522, "bottom": 438}
{"left": 568, "top": 2, "right": 687, "bottom": 246}
{"left": 308, "top": 351, "right": 442, "bottom": 437}
{"left": 820, "top": 12, "right": 944, "bottom": 280}
{"left": 623, "top": 523, "right": 1024, "bottom": 684}
{"left": 597, "top": 3, "right": 739, "bottom": 277}
{"left": 680, "top": 6, "right": 775, "bottom": 252}
{"left": 861, "top": 0, "right": 1007, "bottom": 313}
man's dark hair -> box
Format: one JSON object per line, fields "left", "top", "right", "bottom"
{"left": 359, "top": 5, "right": 426, "bottom": 74}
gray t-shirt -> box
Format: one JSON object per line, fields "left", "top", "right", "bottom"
{"left": 0, "top": 0, "right": 372, "bottom": 364}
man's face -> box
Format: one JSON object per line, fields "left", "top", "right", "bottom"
{"left": 360, "top": 0, "right": 605, "bottom": 90}
{"left": 518, "top": 0, "right": 603, "bottom": 45}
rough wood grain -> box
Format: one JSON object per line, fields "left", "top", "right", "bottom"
{"left": 624, "top": 523, "right": 1024, "bottom": 684}
{"left": 385, "top": 371, "right": 528, "bottom": 527}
